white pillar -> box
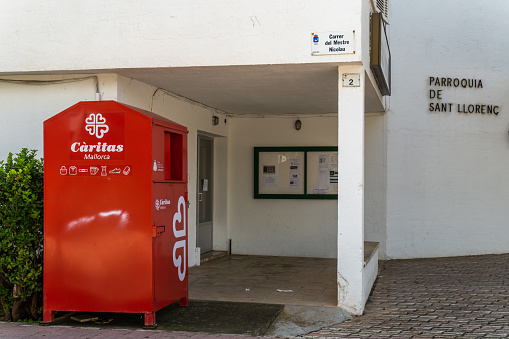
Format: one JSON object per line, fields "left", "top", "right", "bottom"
{"left": 337, "top": 65, "right": 365, "bottom": 315}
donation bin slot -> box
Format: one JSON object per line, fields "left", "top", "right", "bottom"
{"left": 165, "top": 131, "right": 184, "bottom": 181}
{"left": 43, "top": 101, "right": 188, "bottom": 328}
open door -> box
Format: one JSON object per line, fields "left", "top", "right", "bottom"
{"left": 197, "top": 136, "right": 213, "bottom": 254}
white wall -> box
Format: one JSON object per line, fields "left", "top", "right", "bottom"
{"left": 1, "top": 1, "right": 363, "bottom": 72}
{"left": 0, "top": 74, "right": 118, "bottom": 161}
{"left": 387, "top": 0, "right": 509, "bottom": 258}
{"left": 228, "top": 116, "right": 338, "bottom": 258}
{"left": 365, "top": 115, "right": 387, "bottom": 258}
{"left": 362, "top": 249, "right": 378, "bottom": 306}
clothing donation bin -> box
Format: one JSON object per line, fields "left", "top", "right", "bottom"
{"left": 43, "top": 101, "right": 188, "bottom": 327}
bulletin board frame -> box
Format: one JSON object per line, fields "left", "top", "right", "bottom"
{"left": 254, "top": 146, "right": 338, "bottom": 199}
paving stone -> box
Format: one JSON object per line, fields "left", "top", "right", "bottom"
{"left": 307, "top": 254, "right": 509, "bottom": 339}
{"left": 15, "top": 254, "right": 509, "bottom": 339}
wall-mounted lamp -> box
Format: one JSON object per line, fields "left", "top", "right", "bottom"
{"left": 212, "top": 116, "right": 219, "bottom": 126}
{"left": 295, "top": 119, "right": 302, "bottom": 131}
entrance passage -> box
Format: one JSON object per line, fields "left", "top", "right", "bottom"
{"left": 189, "top": 255, "right": 337, "bottom": 307}
{"left": 197, "top": 136, "right": 213, "bottom": 254}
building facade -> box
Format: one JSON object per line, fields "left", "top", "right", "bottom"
{"left": 1, "top": 0, "right": 506, "bottom": 314}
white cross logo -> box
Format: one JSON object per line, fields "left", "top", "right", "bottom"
{"left": 85, "top": 113, "right": 109, "bottom": 139}
{"left": 173, "top": 196, "right": 187, "bottom": 282}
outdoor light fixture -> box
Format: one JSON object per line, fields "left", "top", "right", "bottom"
{"left": 295, "top": 119, "right": 302, "bottom": 131}
{"left": 212, "top": 116, "right": 219, "bottom": 125}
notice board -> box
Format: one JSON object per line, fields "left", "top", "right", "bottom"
{"left": 254, "top": 146, "right": 338, "bottom": 199}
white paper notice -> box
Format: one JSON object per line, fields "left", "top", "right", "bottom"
{"left": 263, "top": 175, "right": 278, "bottom": 187}
{"left": 289, "top": 158, "right": 301, "bottom": 190}
{"left": 318, "top": 169, "right": 329, "bottom": 186}
{"left": 262, "top": 164, "right": 278, "bottom": 187}
{"left": 290, "top": 159, "right": 301, "bottom": 173}
{"left": 202, "top": 179, "right": 208, "bottom": 192}
{"left": 318, "top": 154, "right": 330, "bottom": 186}
{"left": 330, "top": 154, "right": 338, "bottom": 172}
{"left": 329, "top": 153, "right": 339, "bottom": 189}
{"left": 318, "top": 155, "right": 329, "bottom": 169}
{"left": 289, "top": 175, "right": 300, "bottom": 190}
{"left": 313, "top": 186, "right": 330, "bottom": 194}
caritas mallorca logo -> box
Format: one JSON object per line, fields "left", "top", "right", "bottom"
{"left": 70, "top": 111, "right": 125, "bottom": 160}
{"left": 85, "top": 113, "right": 109, "bottom": 138}
{"left": 155, "top": 198, "right": 171, "bottom": 211}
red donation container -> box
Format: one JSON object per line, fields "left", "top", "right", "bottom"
{"left": 43, "top": 101, "right": 188, "bottom": 327}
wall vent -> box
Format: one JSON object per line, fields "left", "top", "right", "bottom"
{"left": 374, "top": 0, "right": 389, "bottom": 22}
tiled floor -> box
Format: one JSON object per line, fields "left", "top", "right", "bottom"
{"left": 189, "top": 255, "right": 338, "bottom": 307}
{"left": 307, "top": 254, "right": 509, "bottom": 338}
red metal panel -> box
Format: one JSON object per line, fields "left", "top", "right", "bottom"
{"left": 43, "top": 101, "right": 188, "bottom": 324}
{"left": 151, "top": 124, "right": 188, "bottom": 310}
{"left": 152, "top": 183, "right": 188, "bottom": 309}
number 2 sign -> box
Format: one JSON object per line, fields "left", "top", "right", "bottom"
{"left": 342, "top": 74, "right": 360, "bottom": 87}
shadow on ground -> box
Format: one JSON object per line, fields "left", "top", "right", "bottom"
{"left": 49, "top": 300, "right": 284, "bottom": 336}
{"left": 46, "top": 300, "right": 351, "bottom": 337}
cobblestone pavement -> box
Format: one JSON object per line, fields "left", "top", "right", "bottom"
{"left": 0, "top": 322, "right": 272, "bottom": 339}
{"left": 3, "top": 254, "right": 509, "bottom": 338}
{"left": 307, "top": 254, "right": 509, "bottom": 338}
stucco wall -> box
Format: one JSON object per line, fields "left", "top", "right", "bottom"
{"left": 1, "top": 1, "right": 364, "bottom": 73}
{"left": 228, "top": 116, "right": 338, "bottom": 258}
{"left": 0, "top": 74, "right": 118, "bottom": 161}
{"left": 365, "top": 115, "right": 387, "bottom": 258}
{"left": 387, "top": 0, "right": 509, "bottom": 258}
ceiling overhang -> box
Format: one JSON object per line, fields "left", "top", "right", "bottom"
{"left": 1, "top": 63, "right": 385, "bottom": 115}
{"left": 114, "top": 63, "right": 385, "bottom": 115}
